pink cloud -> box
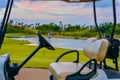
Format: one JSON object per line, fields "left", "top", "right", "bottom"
{"left": 11, "top": 0, "right": 120, "bottom": 24}
{"left": 12, "top": 1, "right": 80, "bottom": 20}
{"left": 16, "top": 0, "right": 61, "bottom": 12}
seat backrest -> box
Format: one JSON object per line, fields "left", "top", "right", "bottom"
{"left": 83, "top": 38, "right": 109, "bottom": 62}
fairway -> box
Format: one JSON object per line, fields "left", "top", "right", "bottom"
{"left": 0, "top": 38, "right": 120, "bottom": 70}
{"left": 0, "top": 38, "right": 88, "bottom": 68}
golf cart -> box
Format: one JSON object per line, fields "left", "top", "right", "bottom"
{"left": 49, "top": 0, "right": 120, "bottom": 80}
{"left": 0, "top": 0, "right": 55, "bottom": 80}
{"left": 0, "top": 0, "right": 120, "bottom": 80}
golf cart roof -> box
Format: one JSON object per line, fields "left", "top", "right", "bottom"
{"left": 63, "top": 0, "right": 100, "bottom": 3}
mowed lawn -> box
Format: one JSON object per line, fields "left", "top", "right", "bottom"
{"left": 0, "top": 38, "right": 120, "bottom": 70}
{"left": 0, "top": 38, "right": 88, "bottom": 68}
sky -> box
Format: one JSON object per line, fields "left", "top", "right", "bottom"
{"left": 0, "top": 0, "right": 120, "bottom": 25}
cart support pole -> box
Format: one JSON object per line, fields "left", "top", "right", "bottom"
{"left": 111, "top": 0, "right": 117, "bottom": 38}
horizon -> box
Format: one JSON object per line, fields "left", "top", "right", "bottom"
{"left": 0, "top": 0, "right": 120, "bottom": 26}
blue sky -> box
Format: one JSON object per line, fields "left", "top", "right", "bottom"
{"left": 0, "top": 0, "right": 120, "bottom": 25}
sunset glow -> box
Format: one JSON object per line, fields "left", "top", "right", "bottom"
{"left": 0, "top": 0, "right": 120, "bottom": 25}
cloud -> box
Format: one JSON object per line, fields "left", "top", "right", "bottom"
{"left": 0, "top": 0, "right": 7, "bottom": 21}
{"left": 0, "top": 8, "right": 5, "bottom": 19}
{"left": 11, "top": 1, "right": 62, "bottom": 20}
{"left": 11, "top": 0, "right": 89, "bottom": 20}
{"left": 118, "top": 0, "right": 120, "bottom": 4}
{"left": 9, "top": 0, "right": 120, "bottom": 25}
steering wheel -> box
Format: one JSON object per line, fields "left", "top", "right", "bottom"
{"left": 37, "top": 32, "right": 55, "bottom": 50}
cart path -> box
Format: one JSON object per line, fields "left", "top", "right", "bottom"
{"left": 15, "top": 68, "right": 49, "bottom": 80}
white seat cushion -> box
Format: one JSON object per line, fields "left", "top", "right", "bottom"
{"left": 49, "top": 38, "right": 109, "bottom": 80}
{"left": 83, "top": 38, "right": 109, "bottom": 62}
{"left": 49, "top": 62, "right": 92, "bottom": 80}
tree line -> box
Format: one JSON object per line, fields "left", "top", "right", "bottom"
{"left": 7, "top": 20, "right": 120, "bottom": 38}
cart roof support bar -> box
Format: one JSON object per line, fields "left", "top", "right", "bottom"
{"left": 93, "top": 0, "right": 102, "bottom": 38}
{"left": 0, "top": 0, "right": 13, "bottom": 48}
{"left": 93, "top": 0, "right": 117, "bottom": 39}
{"left": 111, "top": 0, "right": 116, "bottom": 39}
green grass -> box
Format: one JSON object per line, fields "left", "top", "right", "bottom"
{"left": 0, "top": 37, "right": 120, "bottom": 71}
{"left": 0, "top": 38, "right": 89, "bottom": 68}
{"left": 5, "top": 33, "right": 37, "bottom": 38}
